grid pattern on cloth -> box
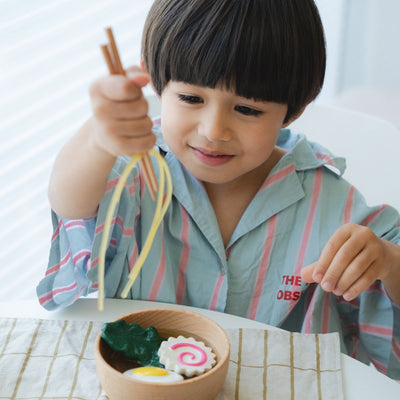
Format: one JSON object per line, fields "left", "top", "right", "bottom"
{"left": 0, "top": 318, "right": 106, "bottom": 400}
{"left": 0, "top": 319, "right": 342, "bottom": 400}
{"left": 217, "top": 329, "right": 343, "bottom": 400}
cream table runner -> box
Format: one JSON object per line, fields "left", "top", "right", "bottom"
{"left": 0, "top": 318, "right": 343, "bottom": 399}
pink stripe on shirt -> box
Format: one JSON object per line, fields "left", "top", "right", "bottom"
{"left": 361, "top": 205, "right": 387, "bottom": 226}
{"left": 369, "top": 357, "right": 387, "bottom": 374}
{"left": 292, "top": 169, "right": 323, "bottom": 323}
{"left": 303, "top": 287, "right": 318, "bottom": 333}
{"left": 95, "top": 216, "right": 133, "bottom": 236}
{"left": 106, "top": 177, "right": 120, "bottom": 192}
{"left": 316, "top": 153, "right": 334, "bottom": 166}
{"left": 95, "top": 218, "right": 117, "bottom": 235}
{"left": 176, "top": 205, "right": 190, "bottom": 304}
{"left": 359, "top": 323, "right": 393, "bottom": 338}
{"left": 39, "top": 282, "right": 79, "bottom": 305}
{"left": 51, "top": 219, "right": 62, "bottom": 242}
{"left": 261, "top": 164, "right": 296, "bottom": 190}
{"left": 127, "top": 213, "right": 141, "bottom": 272}
{"left": 73, "top": 285, "right": 86, "bottom": 302}
{"left": 209, "top": 274, "right": 225, "bottom": 311}
{"left": 321, "top": 292, "right": 331, "bottom": 333}
{"left": 65, "top": 220, "right": 86, "bottom": 230}
{"left": 52, "top": 281, "right": 78, "bottom": 297}
{"left": 38, "top": 290, "right": 54, "bottom": 306}
{"left": 295, "top": 168, "right": 323, "bottom": 275}
{"left": 89, "top": 257, "right": 98, "bottom": 271}
{"left": 393, "top": 338, "right": 400, "bottom": 361}
{"left": 367, "top": 281, "right": 386, "bottom": 296}
{"left": 148, "top": 234, "right": 166, "bottom": 301}
{"left": 248, "top": 214, "right": 278, "bottom": 320}
{"left": 106, "top": 173, "right": 139, "bottom": 195}
{"left": 72, "top": 250, "right": 91, "bottom": 267}
{"left": 344, "top": 186, "right": 355, "bottom": 223}
{"left": 45, "top": 251, "right": 71, "bottom": 276}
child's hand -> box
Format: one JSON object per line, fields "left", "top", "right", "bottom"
{"left": 89, "top": 66, "right": 156, "bottom": 157}
{"left": 301, "top": 223, "right": 395, "bottom": 301}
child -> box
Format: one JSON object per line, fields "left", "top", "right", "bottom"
{"left": 37, "top": 0, "right": 400, "bottom": 378}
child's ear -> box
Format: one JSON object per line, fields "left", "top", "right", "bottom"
{"left": 282, "top": 104, "right": 309, "bottom": 128}
{"left": 140, "top": 60, "right": 147, "bottom": 74}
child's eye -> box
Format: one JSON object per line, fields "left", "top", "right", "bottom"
{"left": 178, "top": 94, "right": 203, "bottom": 104}
{"left": 235, "top": 105, "right": 263, "bottom": 117}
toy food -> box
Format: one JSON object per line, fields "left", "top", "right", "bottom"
{"left": 158, "top": 336, "right": 216, "bottom": 377}
{"left": 123, "top": 366, "right": 184, "bottom": 383}
{"left": 101, "top": 320, "right": 165, "bottom": 366}
{"left": 95, "top": 308, "right": 230, "bottom": 400}
{"left": 101, "top": 319, "right": 217, "bottom": 381}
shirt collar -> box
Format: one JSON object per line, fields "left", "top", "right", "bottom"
{"left": 277, "top": 129, "right": 346, "bottom": 176}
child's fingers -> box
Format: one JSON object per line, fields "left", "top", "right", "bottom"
{"left": 113, "top": 133, "right": 156, "bottom": 155}
{"left": 310, "top": 225, "right": 353, "bottom": 285}
{"left": 90, "top": 74, "right": 145, "bottom": 102}
{"left": 87, "top": 66, "right": 153, "bottom": 157}
{"left": 105, "top": 117, "right": 154, "bottom": 139}
{"left": 93, "top": 95, "right": 149, "bottom": 121}
{"left": 98, "top": 120, "right": 156, "bottom": 155}
{"left": 304, "top": 224, "right": 391, "bottom": 301}
{"left": 319, "top": 233, "right": 366, "bottom": 292}
{"left": 340, "top": 261, "right": 380, "bottom": 301}
{"left": 332, "top": 244, "right": 375, "bottom": 296}
{"left": 300, "top": 262, "right": 317, "bottom": 283}
{"left": 125, "top": 66, "right": 150, "bottom": 88}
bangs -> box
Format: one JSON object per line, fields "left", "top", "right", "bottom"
{"left": 168, "top": 2, "right": 290, "bottom": 102}
{"left": 142, "top": 0, "right": 326, "bottom": 120}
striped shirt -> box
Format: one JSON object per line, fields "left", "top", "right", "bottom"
{"left": 37, "top": 126, "right": 400, "bottom": 379}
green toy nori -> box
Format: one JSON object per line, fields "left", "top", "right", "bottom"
{"left": 101, "top": 320, "right": 166, "bottom": 367}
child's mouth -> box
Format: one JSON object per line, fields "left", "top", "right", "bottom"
{"left": 191, "top": 147, "right": 234, "bottom": 166}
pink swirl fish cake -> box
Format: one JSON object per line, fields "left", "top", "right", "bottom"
{"left": 158, "top": 336, "right": 216, "bottom": 377}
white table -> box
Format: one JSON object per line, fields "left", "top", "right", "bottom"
{"left": 1, "top": 298, "right": 399, "bottom": 399}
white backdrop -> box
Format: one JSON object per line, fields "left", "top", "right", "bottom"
{"left": 315, "top": 0, "right": 400, "bottom": 130}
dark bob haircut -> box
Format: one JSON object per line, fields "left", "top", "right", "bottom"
{"left": 142, "top": 0, "right": 326, "bottom": 123}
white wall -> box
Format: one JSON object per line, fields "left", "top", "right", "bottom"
{"left": 340, "top": 0, "right": 400, "bottom": 93}
{"left": 316, "top": 0, "right": 400, "bottom": 96}
{"left": 315, "top": 0, "right": 400, "bottom": 130}
{"left": 313, "top": 0, "right": 346, "bottom": 102}
{"left": 303, "top": 0, "right": 400, "bottom": 211}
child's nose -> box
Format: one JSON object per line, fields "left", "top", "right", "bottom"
{"left": 199, "top": 109, "right": 232, "bottom": 142}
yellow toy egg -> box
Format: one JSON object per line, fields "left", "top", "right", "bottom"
{"left": 123, "top": 366, "right": 184, "bottom": 383}
{"left": 132, "top": 366, "right": 169, "bottom": 377}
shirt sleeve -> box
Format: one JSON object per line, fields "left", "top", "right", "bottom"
{"left": 36, "top": 156, "right": 143, "bottom": 310}
{"left": 338, "top": 189, "right": 400, "bottom": 379}
{"left": 36, "top": 212, "right": 96, "bottom": 310}
{"left": 302, "top": 181, "right": 400, "bottom": 379}
{"left": 335, "top": 280, "right": 400, "bottom": 379}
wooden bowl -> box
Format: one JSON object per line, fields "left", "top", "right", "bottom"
{"left": 95, "top": 308, "right": 230, "bottom": 400}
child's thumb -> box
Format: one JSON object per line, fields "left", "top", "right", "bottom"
{"left": 300, "top": 263, "right": 317, "bottom": 283}
{"left": 125, "top": 66, "right": 150, "bottom": 88}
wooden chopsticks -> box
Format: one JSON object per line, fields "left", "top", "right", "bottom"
{"left": 101, "top": 27, "right": 158, "bottom": 200}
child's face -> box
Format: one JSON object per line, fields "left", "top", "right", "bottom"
{"left": 160, "top": 81, "right": 288, "bottom": 188}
